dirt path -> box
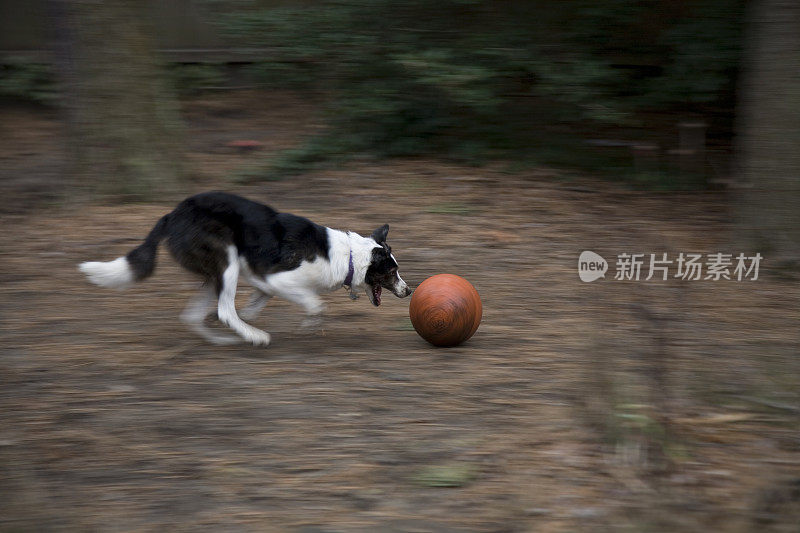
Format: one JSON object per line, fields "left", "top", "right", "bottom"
{"left": 1, "top": 93, "right": 798, "bottom": 532}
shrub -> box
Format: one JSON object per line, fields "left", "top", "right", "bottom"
{"left": 210, "top": 0, "right": 746, "bottom": 177}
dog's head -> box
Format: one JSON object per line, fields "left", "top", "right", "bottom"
{"left": 364, "top": 224, "right": 412, "bottom": 306}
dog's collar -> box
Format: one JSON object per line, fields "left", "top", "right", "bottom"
{"left": 343, "top": 250, "right": 354, "bottom": 287}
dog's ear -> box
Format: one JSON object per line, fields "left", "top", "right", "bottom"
{"left": 371, "top": 224, "right": 389, "bottom": 244}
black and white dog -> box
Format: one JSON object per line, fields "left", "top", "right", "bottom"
{"left": 79, "top": 191, "right": 412, "bottom": 346}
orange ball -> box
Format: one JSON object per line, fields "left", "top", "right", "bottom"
{"left": 409, "top": 274, "right": 482, "bottom": 347}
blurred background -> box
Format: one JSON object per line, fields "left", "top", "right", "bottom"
{"left": 1, "top": 1, "right": 798, "bottom": 531}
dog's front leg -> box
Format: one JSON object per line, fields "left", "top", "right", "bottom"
{"left": 301, "top": 315, "right": 323, "bottom": 331}
{"left": 294, "top": 292, "right": 324, "bottom": 331}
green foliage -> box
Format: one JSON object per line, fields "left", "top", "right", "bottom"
{"left": 168, "top": 63, "right": 226, "bottom": 96}
{"left": 414, "top": 463, "right": 476, "bottom": 488}
{"left": 638, "top": 1, "right": 747, "bottom": 107}
{"left": 0, "top": 58, "right": 57, "bottom": 105}
{"left": 212, "top": 0, "right": 746, "bottom": 178}
{"left": 243, "top": 60, "right": 317, "bottom": 90}
{"left": 0, "top": 60, "right": 230, "bottom": 103}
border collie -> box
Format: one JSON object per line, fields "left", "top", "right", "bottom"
{"left": 79, "top": 191, "right": 412, "bottom": 346}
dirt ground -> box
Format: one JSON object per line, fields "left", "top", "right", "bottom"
{"left": 1, "top": 92, "right": 799, "bottom": 532}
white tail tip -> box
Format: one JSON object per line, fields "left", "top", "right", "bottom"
{"left": 79, "top": 257, "right": 134, "bottom": 289}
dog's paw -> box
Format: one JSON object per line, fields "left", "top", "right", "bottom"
{"left": 246, "top": 331, "right": 271, "bottom": 346}
{"left": 187, "top": 323, "right": 242, "bottom": 346}
{"left": 300, "top": 315, "right": 323, "bottom": 331}
{"left": 208, "top": 333, "right": 242, "bottom": 346}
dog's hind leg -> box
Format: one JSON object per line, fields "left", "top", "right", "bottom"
{"left": 239, "top": 289, "right": 272, "bottom": 321}
{"left": 217, "top": 246, "right": 271, "bottom": 346}
{"left": 180, "top": 284, "right": 240, "bottom": 345}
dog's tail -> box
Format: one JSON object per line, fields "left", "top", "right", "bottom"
{"left": 79, "top": 214, "right": 170, "bottom": 289}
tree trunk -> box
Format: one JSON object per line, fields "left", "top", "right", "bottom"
{"left": 735, "top": 0, "right": 800, "bottom": 265}
{"left": 50, "top": 0, "right": 184, "bottom": 199}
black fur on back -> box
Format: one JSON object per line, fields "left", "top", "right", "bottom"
{"left": 131, "top": 192, "right": 330, "bottom": 292}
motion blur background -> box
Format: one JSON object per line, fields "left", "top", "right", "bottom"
{"left": 1, "top": 1, "right": 798, "bottom": 531}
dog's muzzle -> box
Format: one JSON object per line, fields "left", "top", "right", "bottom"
{"left": 393, "top": 281, "right": 412, "bottom": 298}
